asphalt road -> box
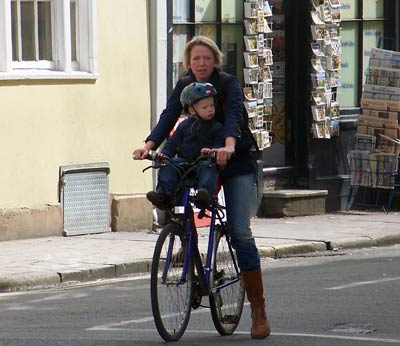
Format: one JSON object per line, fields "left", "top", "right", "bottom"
{"left": 1, "top": 245, "right": 399, "bottom": 346}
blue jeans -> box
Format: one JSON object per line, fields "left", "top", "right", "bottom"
{"left": 156, "top": 157, "right": 218, "bottom": 196}
{"left": 223, "top": 173, "right": 260, "bottom": 272}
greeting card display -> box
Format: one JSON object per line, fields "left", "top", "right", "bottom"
{"left": 309, "top": 0, "right": 341, "bottom": 139}
{"left": 243, "top": 0, "right": 274, "bottom": 150}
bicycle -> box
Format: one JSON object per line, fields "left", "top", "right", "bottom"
{"left": 143, "top": 153, "right": 245, "bottom": 342}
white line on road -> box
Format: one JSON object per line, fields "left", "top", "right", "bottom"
{"left": 87, "top": 304, "right": 250, "bottom": 330}
{"left": 325, "top": 276, "right": 400, "bottom": 290}
{"left": 86, "top": 326, "right": 400, "bottom": 344}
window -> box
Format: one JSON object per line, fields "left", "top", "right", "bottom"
{"left": 170, "top": 0, "right": 244, "bottom": 88}
{"left": 339, "top": 0, "right": 386, "bottom": 107}
{"left": 0, "top": 0, "right": 97, "bottom": 79}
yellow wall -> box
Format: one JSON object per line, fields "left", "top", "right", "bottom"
{"left": 0, "top": 0, "right": 153, "bottom": 207}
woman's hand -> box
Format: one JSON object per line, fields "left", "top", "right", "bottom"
{"left": 200, "top": 148, "right": 212, "bottom": 155}
{"left": 132, "top": 141, "right": 155, "bottom": 160}
{"left": 213, "top": 137, "right": 236, "bottom": 166}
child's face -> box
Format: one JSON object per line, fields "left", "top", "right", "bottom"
{"left": 189, "top": 96, "right": 215, "bottom": 121}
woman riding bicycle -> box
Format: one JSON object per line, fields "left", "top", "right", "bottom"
{"left": 133, "top": 35, "right": 271, "bottom": 339}
{"left": 146, "top": 82, "right": 224, "bottom": 211}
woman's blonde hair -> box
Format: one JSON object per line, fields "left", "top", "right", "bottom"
{"left": 183, "top": 35, "right": 223, "bottom": 70}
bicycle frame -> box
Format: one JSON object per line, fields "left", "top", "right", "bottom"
{"left": 164, "top": 185, "right": 241, "bottom": 297}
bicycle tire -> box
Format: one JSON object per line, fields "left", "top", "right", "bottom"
{"left": 209, "top": 224, "right": 245, "bottom": 335}
{"left": 150, "top": 223, "right": 193, "bottom": 342}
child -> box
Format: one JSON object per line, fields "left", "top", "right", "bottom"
{"left": 146, "top": 82, "right": 224, "bottom": 210}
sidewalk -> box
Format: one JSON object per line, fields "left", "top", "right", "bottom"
{"left": 1, "top": 210, "right": 400, "bottom": 293}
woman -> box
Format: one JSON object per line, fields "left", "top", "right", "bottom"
{"left": 133, "top": 35, "right": 271, "bottom": 339}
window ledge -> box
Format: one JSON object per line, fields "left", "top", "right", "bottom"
{"left": 0, "top": 70, "right": 99, "bottom": 81}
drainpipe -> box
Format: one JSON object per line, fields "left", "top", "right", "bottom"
{"left": 396, "top": 0, "right": 400, "bottom": 51}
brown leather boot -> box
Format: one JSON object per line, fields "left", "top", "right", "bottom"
{"left": 241, "top": 268, "right": 271, "bottom": 339}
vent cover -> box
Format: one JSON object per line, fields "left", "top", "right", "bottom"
{"left": 59, "top": 162, "right": 111, "bottom": 236}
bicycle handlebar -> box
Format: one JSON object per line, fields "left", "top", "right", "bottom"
{"left": 142, "top": 152, "right": 216, "bottom": 173}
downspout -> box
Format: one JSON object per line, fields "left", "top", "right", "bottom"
{"left": 396, "top": 0, "right": 400, "bottom": 51}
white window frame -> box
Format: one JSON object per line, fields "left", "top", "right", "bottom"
{"left": 0, "top": 0, "right": 97, "bottom": 80}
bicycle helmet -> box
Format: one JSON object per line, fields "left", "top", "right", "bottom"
{"left": 180, "top": 82, "right": 217, "bottom": 111}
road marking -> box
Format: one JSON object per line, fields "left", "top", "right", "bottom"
{"left": 325, "top": 276, "right": 400, "bottom": 290}
{"left": 87, "top": 303, "right": 250, "bottom": 330}
{"left": 86, "top": 326, "right": 400, "bottom": 344}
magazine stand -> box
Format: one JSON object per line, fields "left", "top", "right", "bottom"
{"left": 347, "top": 47, "right": 400, "bottom": 212}
{"left": 309, "top": 0, "right": 341, "bottom": 139}
{"left": 346, "top": 153, "right": 399, "bottom": 213}
{"left": 243, "top": 0, "right": 273, "bottom": 150}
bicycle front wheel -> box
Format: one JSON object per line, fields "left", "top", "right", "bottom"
{"left": 209, "top": 225, "right": 245, "bottom": 335}
{"left": 150, "top": 223, "right": 193, "bottom": 342}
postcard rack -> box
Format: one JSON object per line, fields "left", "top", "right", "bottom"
{"left": 243, "top": 0, "right": 274, "bottom": 150}
{"left": 309, "top": 0, "right": 341, "bottom": 139}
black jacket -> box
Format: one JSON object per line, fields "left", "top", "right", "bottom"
{"left": 162, "top": 117, "right": 224, "bottom": 161}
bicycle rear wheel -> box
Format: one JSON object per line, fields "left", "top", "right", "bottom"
{"left": 150, "top": 223, "right": 193, "bottom": 342}
{"left": 209, "top": 224, "right": 245, "bottom": 335}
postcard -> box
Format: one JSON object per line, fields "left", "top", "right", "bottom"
{"left": 244, "top": 19, "right": 258, "bottom": 35}
{"left": 244, "top": 2, "right": 258, "bottom": 18}
{"left": 244, "top": 35, "right": 258, "bottom": 51}
{"left": 330, "top": 118, "right": 340, "bottom": 136}
{"left": 312, "top": 105, "right": 326, "bottom": 121}
{"left": 244, "top": 100, "right": 257, "bottom": 117}
{"left": 263, "top": 66, "right": 273, "bottom": 81}
{"left": 311, "top": 25, "right": 325, "bottom": 41}
{"left": 312, "top": 90, "right": 326, "bottom": 106}
{"left": 263, "top": 49, "right": 273, "bottom": 65}
{"left": 312, "top": 58, "right": 325, "bottom": 73}
{"left": 243, "top": 86, "right": 256, "bottom": 101}
{"left": 244, "top": 68, "right": 260, "bottom": 84}
{"left": 330, "top": 102, "right": 340, "bottom": 117}
{"left": 244, "top": 52, "right": 259, "bottom": 68}
{"left": 331, "top": 8, "right": 341, "bottom": 22}
{"left": 311, "top": 42, "right": 325, "bottom": 57}
{"left": 311, "top": 11, "right": 324, "bottom": 25}
{"left": 312, "top": 121, "right": 326, "bottom": 139}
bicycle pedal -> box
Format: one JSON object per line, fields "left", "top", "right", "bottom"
{"left": 222, "top": 315, "right": 239, "bottom": 324}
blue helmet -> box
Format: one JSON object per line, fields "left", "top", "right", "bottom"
{"left": 180, "top": 82, "right": 217, "bottom": 111}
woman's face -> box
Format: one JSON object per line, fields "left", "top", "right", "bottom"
{"left": 188, "top": 45, "right": 216, "bottom": 82}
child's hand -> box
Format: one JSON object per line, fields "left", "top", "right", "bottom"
{"left": 200, "top": 148, "right": 211, "bottom": 154}
{"left": 156, "top": 152, "right": 166, "bottom": 159}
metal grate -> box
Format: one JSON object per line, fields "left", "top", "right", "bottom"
{"left": 60, "top": 163, "right": 111, "bottom": 236}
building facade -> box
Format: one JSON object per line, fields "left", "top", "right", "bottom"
{"left": 1, "top": 0, "right": 399, "bottom": 240}
{"left": 0, "top": 0, "right": 154, "bottom": 240}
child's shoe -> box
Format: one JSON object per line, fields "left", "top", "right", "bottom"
{"left": 146, "top": 191, "right": 172, "bottom": 210}
{"left": 194, "top": 188, "right": 211, "bottom": 209}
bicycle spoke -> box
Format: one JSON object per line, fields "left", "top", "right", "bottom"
{"left": 151, "top": 224, "right": 193, "bottom": 342}
{"left": 209, "top": 225, "right": 245, "bottom": 335}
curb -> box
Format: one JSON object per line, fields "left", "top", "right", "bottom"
{"left": 1, "top": 235, "right": 400, "bottom": 293}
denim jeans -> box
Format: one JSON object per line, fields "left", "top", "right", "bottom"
{"left": 223, "top": 173, "right": 260, "bottom": 272}
{"left": 156, "top": 157, "right": 218, "bottom": 196}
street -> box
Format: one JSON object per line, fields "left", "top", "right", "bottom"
{"left": 0, "top": 245, "right": 399, "bottom": 346}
